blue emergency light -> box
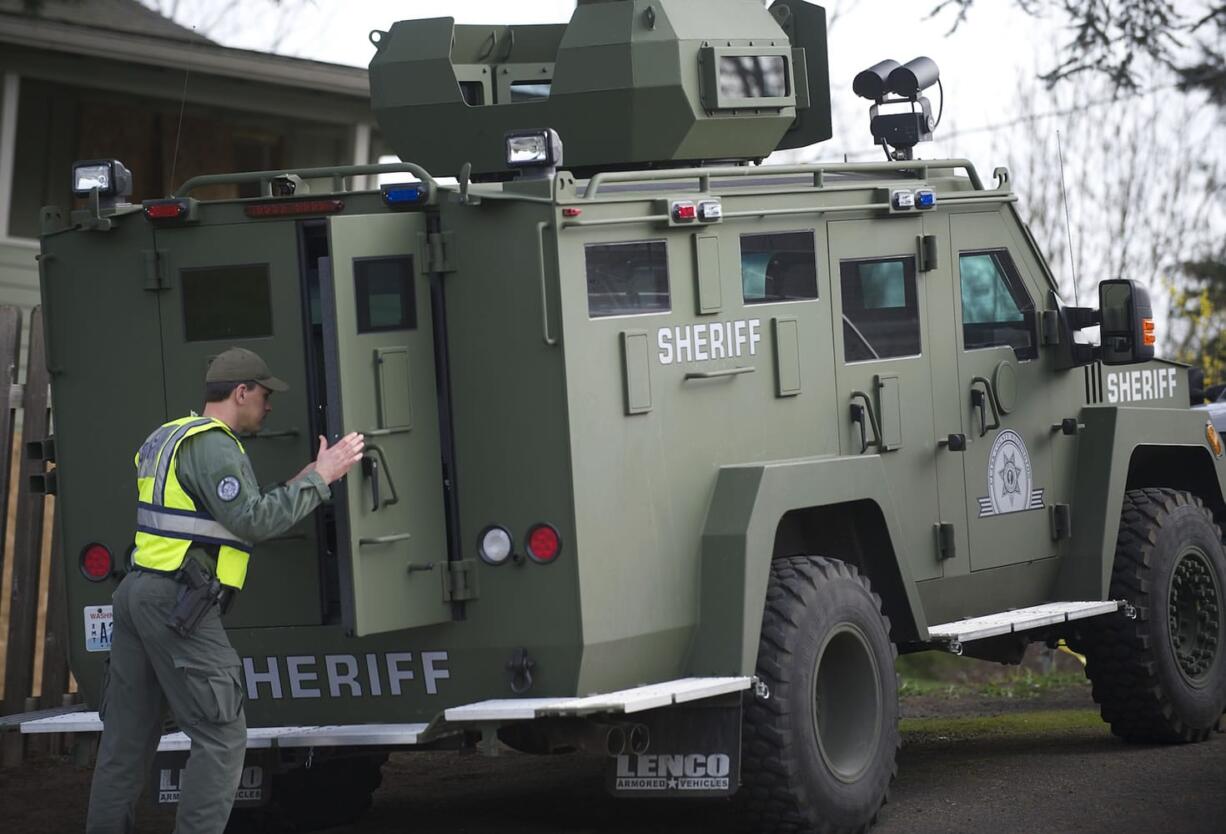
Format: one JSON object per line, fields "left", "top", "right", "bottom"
{"left": 381, "top": 183, "right": 426, "bottom": 207}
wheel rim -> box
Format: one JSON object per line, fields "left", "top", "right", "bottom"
{"left": 1167, "top": 546, "right": 1222, "bottom": 686}
{"left": 811, "top": 623, "right": 882, "bottom": 783}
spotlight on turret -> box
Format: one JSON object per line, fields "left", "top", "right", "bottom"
{"left": 887, "top": 57, "right": 940, "bottom": 98}
{"left": 852, "top": 60, "right": 901, "bottom": 101}
{"left": 852, "top": 57, "right": 942, "bottom": 161}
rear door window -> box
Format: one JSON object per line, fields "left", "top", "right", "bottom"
{"left": 181, "top": 264, "right": 272, "bottom": 342}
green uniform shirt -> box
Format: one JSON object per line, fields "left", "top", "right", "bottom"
{"left": 176, "top": 430, "right": 330, "bottom": 548}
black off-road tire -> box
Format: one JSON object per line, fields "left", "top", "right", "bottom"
{"left": 226, "top": 753, "right": 386, "bottom": 833}
{"left": 1075, "top": 488, "right": 1226, "bottom": 743}
{"left": 739, "top": 556, "right": 899, "bottom": 834}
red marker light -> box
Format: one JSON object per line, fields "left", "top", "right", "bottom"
{"left": 80, "top": 543, "right": 113, "bottom": 581}
{"left": 245, "top": 199, "right": 344, "bottom": 219}
{"left": 143, "top": 200, "right": 187, "bottom": 220}
{"left": 672, "top": 201, "right": 697, "bottom": 222}
{"left": 562, "top": 208, "right": 583, "bottom": 218}
{"left": 526, "top": 524, "right": 562, "bottom": 564}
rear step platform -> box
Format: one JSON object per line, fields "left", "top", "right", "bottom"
{"left": 19, "top": 711, "right": 432, "bottom": 750}
{"left": 927, "top": 600, "right": 1133, "bottom": 654}
{"left": 444, "top": 676, "right": 753, "bottom": 722}
{"left": 18, "top": 676, "right": 754, "bottom": 747}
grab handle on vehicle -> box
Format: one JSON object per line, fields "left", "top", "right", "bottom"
{"left": 970, "top": 376, "right": 1002, "bottom": 437}
{"left": 683, "top": 366, "right": 756, "bottom": 380}
{"left": 537, "top": 222, "right": 558, "bottom": 347}
{"left": 849, "top": 391, "right": 882, "bottom": 455}
{"left": 359, "top": 533, "right": 413, "bottom": 546}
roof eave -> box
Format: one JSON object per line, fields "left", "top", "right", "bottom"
{"left": 0, "top": 14, "right": 370, "bottom": 98}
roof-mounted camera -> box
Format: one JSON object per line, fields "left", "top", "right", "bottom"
{"left": 853, "top": 57, "right": 942, "bottom": 161}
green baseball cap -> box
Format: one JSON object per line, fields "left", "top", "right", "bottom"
{"left": 206, "top": 347, "right": 289, "bottom": 392}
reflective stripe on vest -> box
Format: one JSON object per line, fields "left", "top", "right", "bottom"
{"left": 133, "top": 416, "right": 252, "bottom": 589}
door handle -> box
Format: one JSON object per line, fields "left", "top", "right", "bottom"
{"left": 970, "top": 376, "right": 1002, "bottom": 437}
{"left": 849, "top": 391, "right": 882, "bottom": 455}
{"left": 360, "top": 444, "right": 400, "bottom": 511}
{"left": 362, "top": 455, "right": 381, "bottom": 511}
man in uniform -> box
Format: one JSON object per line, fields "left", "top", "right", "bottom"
{"left": 86, "top": 347, "right": 365, "bottom": 834}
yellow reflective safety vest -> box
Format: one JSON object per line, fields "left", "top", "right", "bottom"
{"left": 133, "top": 416, "right": 252, "bottom": 589}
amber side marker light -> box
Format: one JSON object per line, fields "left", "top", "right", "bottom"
{"left": 1207, "top": 421, "right": 1223, "bottom": 457}
{"left": 1143, "top": 318, "right": 1156, "bottom": 347}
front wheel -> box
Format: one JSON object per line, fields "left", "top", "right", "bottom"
{"left": 1077, "top": 488, "right": 1226, "bottom": 743}
{"left": 739, "top": 556, "right": 899, "bottom": 834}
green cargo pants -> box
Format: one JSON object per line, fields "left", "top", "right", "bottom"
{"left": 86, "top": 569, "right": 247, "bottom": 834}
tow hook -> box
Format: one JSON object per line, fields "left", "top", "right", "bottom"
{"left": 507, "top": 648, "right": 536, "bottom": 694}
{"left": 753, "top": 676, "right": 771, "bottom": 701}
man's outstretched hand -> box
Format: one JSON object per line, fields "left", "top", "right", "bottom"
{"left": 314, "top": 432, "right": 365, "bottom": 484}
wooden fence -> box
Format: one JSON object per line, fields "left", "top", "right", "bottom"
{"left": 0, "top": 305, "right": 74, "bottom": 766}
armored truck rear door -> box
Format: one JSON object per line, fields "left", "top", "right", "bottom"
{"left": 152, "top": 220, "right": 322, "bottom": 627}
{"left": 324, "top": 212, "right": 451, "bottom": 636}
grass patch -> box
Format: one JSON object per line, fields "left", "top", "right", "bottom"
{"left": 900, "top": 709, "right": 1104, "bottom": 741}
{"left": 896, "top": 648, "right": 1091, "bottom": 700}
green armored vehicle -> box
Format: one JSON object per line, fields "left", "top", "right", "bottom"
{"left": 18, "top": 1, "right": 1226, "bottom": 831}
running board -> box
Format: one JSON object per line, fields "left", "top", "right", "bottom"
{"left": 19, "top": 676, "right": 754, "bottom": 747}
{"left": 20, "top": 712, "right": 433, "bottom": 751}
{"left": 927, "top": 600, "right": 1134, "bottom": 654}
{"left": 444, "top": 676, "right": 753, "bottom": 722}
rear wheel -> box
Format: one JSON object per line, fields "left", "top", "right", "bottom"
{"left": 1076, "top": 488, "right": 1226, "bottom": 743}
{"left": 740, "top": 556, "right": 898, "bottom": 834}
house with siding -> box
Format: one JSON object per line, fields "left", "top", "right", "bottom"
{"left": 0, "top": 0, "right": 380, "bottom": 316}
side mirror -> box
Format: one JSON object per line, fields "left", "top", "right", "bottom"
{"left": 1098, "top": 279, "right": 1155, "bottom": 366}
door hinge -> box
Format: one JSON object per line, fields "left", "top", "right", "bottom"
{"left": 917, "top": 234, "right": 939, "bottom": 273}
{"left": 1050, "top": 504, "right": 1072, "bottom": 541}
{"left": 443, "top": 559, "right": 479, "bottom": 602}
{"left": 935, "top": 522, "right": 956, "bottom": 561}
{"left": 142, "top": 249, "right": 167, "bottom": 291}
{"left": 422, "top": 231, "right": 457, "bottom": 275}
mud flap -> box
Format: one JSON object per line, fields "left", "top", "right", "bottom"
{"left": 150, "top": 749, "right": 272, "bottom": 808}
{"left": 606, "top": 693, "right": 741, "bottom": 798}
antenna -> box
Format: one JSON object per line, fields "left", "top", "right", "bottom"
{"left": 1055, "top": 129, "right": 1079, "bottom": 306}
{"left": 168, "top": 67, "right": 191, "bottom": 196}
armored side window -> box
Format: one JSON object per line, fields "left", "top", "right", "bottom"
{"left": 353, "top": 256, "right": 417, "bottom": 333}
{"left": 509, "top": 82, "right": 552, "bottom": 102}
{"left": 958, "top": 250, "right": 1036, "bottom": 360}
{"left": 182, "top": 264, "right": 273, "bottom": 342}
{"left": 741, "top": 231, "right": 818, "bottom": 305}
{"left": 585, "top": 241, "right": 670, "bottom": 318}
{"left": 839, "top": 257, "right": 920, "bottom": 362}
{"left": 720, "top": 56, "right": 789, "bottom": 99}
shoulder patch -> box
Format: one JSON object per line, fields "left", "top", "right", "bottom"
{"left": 216, "top": 476, "right": 241, "bottom": 503}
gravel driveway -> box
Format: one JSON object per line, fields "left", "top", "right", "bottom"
{"left": 3, "top": 685, "right": 1223, "bottom": 833}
